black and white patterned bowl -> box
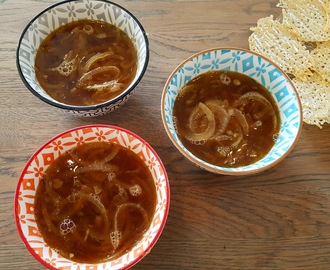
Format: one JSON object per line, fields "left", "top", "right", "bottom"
{"left": 16, "top": 0, "right": 149, "bottom": 117}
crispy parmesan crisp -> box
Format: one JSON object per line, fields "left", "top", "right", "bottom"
{"left": 249, "top": 1, "right": 330, "bottom": 128}
{"left": 249, "top": 16, "right": 314, "bottom": 79}
{"left": 292, "top": 73, "right": 330, "bottom": 128}
{"left": 311, "top": 41, "right": 330, "bottom": 82}
{"left": 278, "top": 0, "right": 330, "bottom": 42}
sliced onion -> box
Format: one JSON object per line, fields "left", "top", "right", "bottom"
{"left": 77, "top": 66, "right": 120, "bottom": 90}
{"left": 210, "top": 134, "right": 232, "bottom": 142}
{"left": 98, "top": 145, "right": 120, "bottom": 164}
{"left": 113, "top": 203, "right": 148, "bottom": 231}
{"left": 184, "top": 102, "right": 216, "bottom": 142}
{"left": 80, "top": 193, "right": 110, "bottom": 242}
{"left": 231, "top": 126, "right": 244, "bottom": 148}
{"left": 82, "top": 51, "right": 114, "bottom": 72}
{"left": 80, "top": 193, "right": 108, "bottom": 217}
{"left": 110, "top": 202, "right": 148, "bottom": 250}
{"left": 85, "top": 80, "right": 124, "bottom": 92}
{"left": 70, "top": 144, "right": 119, "bottom": 166}
{"left": 236, "top": 91, "right": 278, "bottom": 131}
{"left": 237, "top": 91, "right": 272, "bottom": 108}
{"left": 230, "top": 108, "right": 249, "bottom": 135}
{"left": 205, "top": 100, "right": 230, "bottom": 135}
{"left": 75, "top": 163, "right": 118, "bottom": 174}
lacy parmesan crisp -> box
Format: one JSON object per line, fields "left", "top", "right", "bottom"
{"left": 311, "top": 41, "right": 330, "bottom": 82}
{"left": 248, "top": 16, "right": 315, "bottom": 79}
{"left": 249, "top": 1, "right": 330, "bottom": 128}
{"left": 278, "top": 0, "right": 330, "bottom": 42}
{"left": 292, "top": 73, "right": 330, "bottom": 128}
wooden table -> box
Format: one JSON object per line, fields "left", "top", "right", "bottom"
{"left": 1, "top": 0, "right": 329, "bottom": 269}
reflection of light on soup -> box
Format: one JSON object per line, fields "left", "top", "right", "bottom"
{"left": 35, "top": 19, "right": 137, "bottom": 106}
{"left": 173, "top": 70, "right": 280, "bottom": 167}
{"left": 34, "top": 142, "right": 156, "bottom": 263}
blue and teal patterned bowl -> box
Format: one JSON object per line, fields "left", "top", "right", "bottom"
{"left": 16, "top": 0, "right": 149, "bottom": 117}
{"left": 161, "top": 48, "right": 302, "bottom": 175}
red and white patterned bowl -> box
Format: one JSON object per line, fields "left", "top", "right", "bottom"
{"left": 15, "top": 125, "right": 170, "bottom": 270}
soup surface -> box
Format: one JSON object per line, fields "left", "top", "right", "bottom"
{"left": 173, "top": 70, "right": 280, "bottom": 167}
{"left": 35, "top": 19, "right": 137, "bottom": 106}
{"left": 34, "top": 142, "right": 156, "bottom": 263}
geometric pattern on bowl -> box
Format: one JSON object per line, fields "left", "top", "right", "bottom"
{"left": 15, "top": 125, "right": 170, "bottom": 269}
{"left": 162, "top": 47, "right": 302, "bottom": 174}
{"left": 16, "top": 0, "right": 149, "bottom": 117}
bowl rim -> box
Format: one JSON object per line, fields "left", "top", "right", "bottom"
{"left": 161, "top": 46, "right": 303, "bottom": 175}
{"left": 16, "top": 0, "right": 149, "bottom": 112}
{"left": 14, "top": 124, "right": 170, "bottom": 270}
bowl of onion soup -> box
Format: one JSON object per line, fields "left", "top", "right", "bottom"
{"left": 161, "top": 47, "right": 303, "bottom": 175}
{"left": 15, "top": 125, "right": 170, "bottom": 269}
{"left": 16, "top": 0, "right": 149, "bottom": 117}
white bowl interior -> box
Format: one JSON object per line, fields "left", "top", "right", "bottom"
{"left": 17, "top": 0, "right": 148, "bottom": 108}
{"left": 15, "top": 125, "right": 169, "bottom": 269}
{"left": 162, "top": 48, "right": 302, "bottom": 174}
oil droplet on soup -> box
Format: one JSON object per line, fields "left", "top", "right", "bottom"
{"left": 172, "top": 70, "right": 280, "bottom": 167}
{"left": 35, "top": 19, "right": 138, "bottom": 106}
{"left": 34, "top": 142, "right": 157, "bottom": 263}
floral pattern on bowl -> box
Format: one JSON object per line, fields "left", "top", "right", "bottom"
{"left": 15, "top": 125, "right": 170, "bottom": 269}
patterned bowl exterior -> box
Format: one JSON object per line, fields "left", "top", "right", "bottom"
{"left": 16, "top": 0, "right": 149, "bottom": 117}
{"left": 161, "top": 48, "right": 303, "bottom": 175}
{"left": 15, "top": 125, "right": 170, "bottom": 269}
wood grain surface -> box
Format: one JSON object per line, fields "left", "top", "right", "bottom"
{"left": 0, "top": 0, "right": 329, "bottom": 269}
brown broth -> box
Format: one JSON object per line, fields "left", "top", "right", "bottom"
{"left": 34, "top": 142, "right": 156, "bottom": 263}
{"left": 173, "top": 70, "right": 280, "bottom": 167}
{"left": 35, "top": 19, "right": 137, "bottom": 106}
